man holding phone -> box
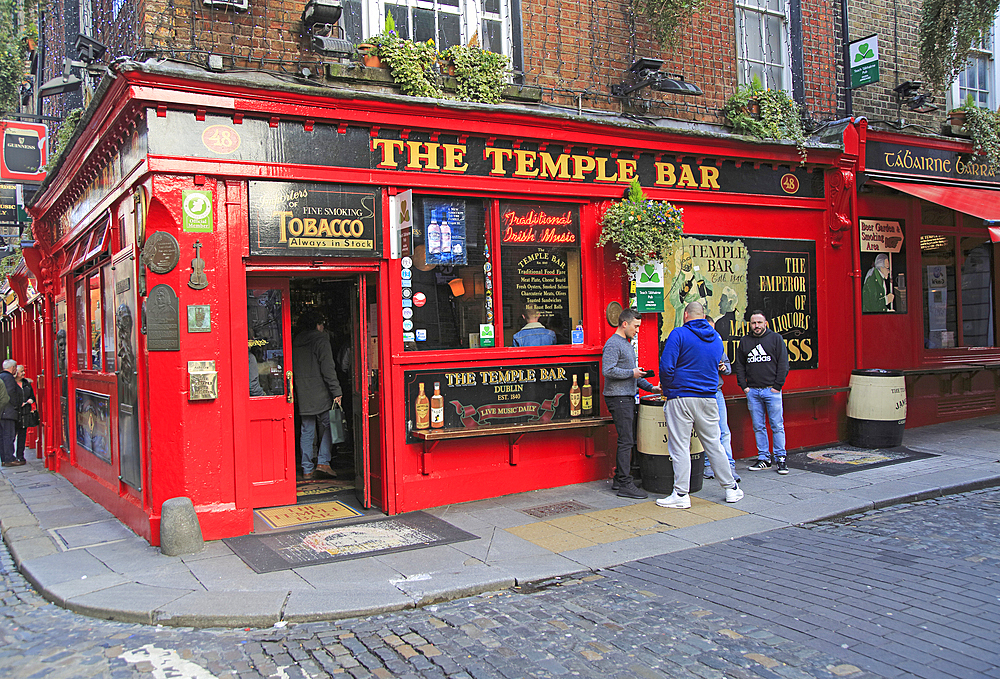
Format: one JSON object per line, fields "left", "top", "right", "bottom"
{"left": 602, "top": 308, "right": 660, "bottom": 499}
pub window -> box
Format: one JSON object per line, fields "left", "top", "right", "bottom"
{"left": 952, "top": 26, "right": 996, "bottom": 109}
{"left": 735, "top": 0, "right": 791, "bottom": 90}
{"left": 406, "top": 196, "right": 489, "bottom": 351}
{"left": 89, "top": 272, "right": 103, "bottom": 371}
{"left": 102, "top": 262, "right": 117, "bottom": 372}
{"left": 341, "top": 0, "right": 522, "bottom": 71}
{"left": 75, "top": 278, "right": 87, "bottom": 370}
{"left": 921, "top": 221, "right": 997, "bottom": 349}
{"left": 72, "top": 265, "right": 116, "bottom": 373}
{"left": 499, "top": 201, "right": 582, "bottom": 347}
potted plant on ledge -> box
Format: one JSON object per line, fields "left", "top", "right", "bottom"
{"left": 723, "top": 76, "right": 808, "bottom": 164}
{"left": 598, "top": 179, "right": 685, "bottom": 271}
{"left": 366, "top": 13, "right": 440, "bottom": 97}
{"left": 961, "top": 103, "right": 1000, "bottom": 168}
{"left": 440, "top": 37, "right": 512, "bottom": 104}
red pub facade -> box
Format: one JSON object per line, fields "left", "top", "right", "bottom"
{"left": 18, "top": 60, "right": 922, "bottom": 543}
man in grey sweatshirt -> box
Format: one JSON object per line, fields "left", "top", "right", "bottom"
{"left": 602, "top": 308, "right": 660, "bottom": 499}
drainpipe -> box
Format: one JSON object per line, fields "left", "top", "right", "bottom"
{"left": 850, "top": 118, "right": 868, "bottom": 370}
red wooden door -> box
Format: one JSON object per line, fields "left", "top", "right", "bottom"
{"left": 246, "top": 278, "right": 296, "bottom": 508}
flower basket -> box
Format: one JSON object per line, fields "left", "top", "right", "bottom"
{"left": 598, "top": 179, "right": 684, "bottom": 268}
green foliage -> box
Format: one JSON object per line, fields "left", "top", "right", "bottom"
{"left": 631, "top": 0, "right": 705, "bottom": 46}
{"left": 0, "top": 245, "right": 21, "bottom": 280}
{"left": 722, "top": 79, "right": 807, "bottom": 164}
{"left": 919, "top": 0, "right": 1000, "bottom": 89}
{"left": 371, "top": 31, "right": 440, "bottom": 98}
{"left": 46, "top": 107, "right": 83, "bottom": 171}
{"left": 0, "top": 0, "right": 28, "bottom": 115}
{"left": 440, "top": 44, "right": 511, "bottom": 104}
{"left": 963, "top": 105, "right": 1000, "bottom": 167}
{"left": 598, "top": 179, "right": 684, "bottom": 266}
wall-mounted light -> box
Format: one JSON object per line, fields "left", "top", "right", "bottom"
{"left": 893, "top": 80, "right": 937, "bottom": 113}
{"left": 303, "top": 0, "right": 354, "bottom": 59}
{"left": 611, "top": 58, "right": 703, "bottom": 97}
{"left": 74, "top": 35, "right": 107, "bottom": 64}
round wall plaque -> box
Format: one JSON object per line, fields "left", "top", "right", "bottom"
{"left": 606, "top": 301, "right": 623, "bottom": 327}
{"left": 143, "top": 231, "right": 180, "bottom": 274}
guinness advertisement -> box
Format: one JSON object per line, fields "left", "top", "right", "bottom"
{"left": 149, "top": 112, "right": 825, "bottom": 199}
{"left": 0, "top": 120, "right": 47, "bottom": 182}
{"left": 404, "top": 361, "right": 600, "bottom": 443}
{"left": 248, "top": 181, "right": 381, "bottom": 257}
{"left": 867, "top": 140, "right": 1000, "bottom": 186}
{"left": 662, "top": 236, "right": 818, "bottom": 369}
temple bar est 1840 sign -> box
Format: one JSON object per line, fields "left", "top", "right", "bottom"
{"left": 249, "top": 181, "right": 381, "bottom": 257}
{"left": 404, "top": 361, "right": 600, "bottom": 443}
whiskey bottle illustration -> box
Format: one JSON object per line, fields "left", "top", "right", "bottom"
{"left": 430, "top": 381, "right": 445, "bottom": 428}
{"left": 569, "top": 374, "right": 582, "bottom": 417}
{"left": 415, "top": 382, "right": 430, "bottom": 429}
{"left": 581, "top": 373, "right": 592, "bottom": 415}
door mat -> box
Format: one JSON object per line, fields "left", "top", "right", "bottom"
{"left": 786, "top": 445, "right": 938, "bottom": 476}
{"left": 255, "top": 500, "right": 362, "bottom": 529}
{"left": 297, "top": 479, "right": 354, "bottom": 503}
{"left": 225, "top": 511, "right": 479, "bottom": 573}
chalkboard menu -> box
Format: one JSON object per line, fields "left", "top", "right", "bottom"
{"left": 499, "top": 201, "right": 580, "bottom": 343}
{"left": 404, "top": 361, "right": 600, "bottom": 443}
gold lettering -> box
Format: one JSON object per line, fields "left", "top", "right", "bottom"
{"left": 484, "top": 147, "right": 513, "bottom": 175}
{"left": 655, "top": 162, "right": 676, "bottom": 186}
{"left": 617, "top": 159, "right": 637, "bottom": 182}
{"left": 441, "top": 144, "right": 468, "bottom": 173}
{"left": 513, "top": 149, "right": 539, "bottom": 177}
{"left": 595, "top": 157, "right": 618, "bottom": 182}
{"left": 373, "top": 138, "right": 404, "bottom": 168}
{"left": 572, "top": 155, "right": 596, "bottom": 180}
{"left": 540, "top": 152, "right": 571, "bottom": 179}
{"left": 406, "top": 141, "right": 440, "bottom": 170}
{"left": 699, "top": 166, "right": 721, "bottom": 189}
{"left": 677, "top": 164, "right": 698, "bottom": 188}
{"left": 276, "top": 211, "right": 294, "bottom": 243}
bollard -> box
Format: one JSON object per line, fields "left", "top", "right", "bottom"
{"left": 160, "top": 496, "right": 204, "bottom": 556}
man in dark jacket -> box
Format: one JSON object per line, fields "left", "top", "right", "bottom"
{"left": 0, "top": 359, "right": 21, "bottom": 467}
{"left": 656, "top": 302, "right": 743, "bottom": 509}
{"left": 292, "top": 310, "right": 342, "bottom": 479}
{"left": 735, "top": 310, "right": 790, "bottom": 475}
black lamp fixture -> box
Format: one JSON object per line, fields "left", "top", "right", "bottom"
{"left": 303, "top": 0, "right": 354, "bottom": 58}
{"left": 74, "top": 34, "right": 108, "bottom": 64}
{"left": 893, "top": 80, "right": 938, "bottom": 113}
{"left": 611, "top": 58, "right": 703, "bottom": 97}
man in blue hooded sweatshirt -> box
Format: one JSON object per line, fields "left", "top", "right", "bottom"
{"left": 657, "top": 302, "right": 744, "bottom": 509}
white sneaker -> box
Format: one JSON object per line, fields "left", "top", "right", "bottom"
{"left": 656, "top": 492, "right": 691, "bottom": 509}
{"left": 726, "top": 484, "right": 744, "bottom": 503}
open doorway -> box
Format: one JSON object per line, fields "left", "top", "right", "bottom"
{"left": 289, "top": 277, "right": 360, "bottom": 502}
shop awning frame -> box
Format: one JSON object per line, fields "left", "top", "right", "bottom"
{"left": 871, "top": 179, "right": 1000, "bottom": 225}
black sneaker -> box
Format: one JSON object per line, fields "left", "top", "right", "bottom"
{"left": 617, "top": 483, "right": 648, "bottom": 499}
{"left": 776, "top": 458, "right": 789, "bottom": 475}
{"left": 612, "top": 478, "right": 621, "bottom": 491}
{"left": 748, "top": 459, "right": 772, "bottom": 470}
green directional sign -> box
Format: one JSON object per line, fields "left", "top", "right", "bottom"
{"left": 849, "top": 35, "right": 879, "bottom": 89}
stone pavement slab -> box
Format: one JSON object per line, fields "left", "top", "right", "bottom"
{"left": 0, "top": 414, "right": 998, "bottom": 627}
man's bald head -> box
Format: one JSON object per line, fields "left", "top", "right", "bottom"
{"left": 684, "top": 301, "right": 706, "bottom": 320}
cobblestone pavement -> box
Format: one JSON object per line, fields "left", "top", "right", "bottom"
{"left": 2, "top": 489, "right": 998, "bottom": 679}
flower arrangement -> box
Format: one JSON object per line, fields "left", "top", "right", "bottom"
{"left": 598, "top": 179, "right": 684, "bottom": 267}
{"left": 722, "top": 76, "right": 808, "bottom": 164}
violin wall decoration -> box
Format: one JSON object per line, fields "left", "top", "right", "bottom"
{"left": 188, "top": 240, "right": 209, "bottom": 290}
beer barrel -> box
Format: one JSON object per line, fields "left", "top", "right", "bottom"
{"left": 636, "top": 396, "right": 704, "bottom": 494}
{"left": 847, "top": 369, "right": 906, "bottom": 448}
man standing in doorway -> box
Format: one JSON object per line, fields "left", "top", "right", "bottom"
{"left": 735, "top": 310, "right": 790, "bottom": 474}
{"left": 0, "top": 360, "right": 18, "bottom": 467}
{"left": 292, "top": 310, "right": 342, "bottom": 480}
{"left": 656, "top": 302, "right": 743, "bottom": 509}
{"left": 602, "top": 308, "right": 660, "bottom": 499}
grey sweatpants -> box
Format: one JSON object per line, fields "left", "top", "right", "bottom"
{"left": 665, "top": 397, "right": 737, "bottom": 494}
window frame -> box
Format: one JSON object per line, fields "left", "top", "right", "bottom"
{"left": 949, "top": 15, "right": 1000, "bottom": 110}
{"left": 919, "top": 211, "right": 999, "bottom": 351}
{"left": 71, "top": 259, "right": 116, "bottom": 375}
{"left": 735, "top": 0, "right": 792, "bottom": 91}
{"left": 401, "top": 192, "right": 587, "bottom": 353}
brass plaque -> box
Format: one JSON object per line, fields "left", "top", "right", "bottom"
{"left": 142, "top": 231, "right": 180, "bottom": 274}
{"left": 188, "top": 360, "right": 218, "bottom": 401}
{"left": 146, "top": 284, "right": 180, "bottom": 351}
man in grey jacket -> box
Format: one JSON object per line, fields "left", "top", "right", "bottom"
{"left": 602, "top": 308, "right": 660, "bottom": 499}
{"left": 292, "top": 310, "right": 342, "bottom": 480}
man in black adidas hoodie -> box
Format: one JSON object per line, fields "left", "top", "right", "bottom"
{"left": 735, "top": 311, "right": 790, "bottom": 474}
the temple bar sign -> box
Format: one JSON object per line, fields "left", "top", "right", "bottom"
{"left": 248, "top": 181, "right": 381, "bottom": 257}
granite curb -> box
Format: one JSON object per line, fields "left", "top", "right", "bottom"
{"left": 1, "top": 418, "right": 999, "bottom": 628}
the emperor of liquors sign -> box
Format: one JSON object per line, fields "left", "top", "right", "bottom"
{"left": 849, "top": 34, "right": 879, "bottom": 88}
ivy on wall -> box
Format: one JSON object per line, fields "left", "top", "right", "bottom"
{"left": 919, "top": 0, "right": 1000, "bottom": 89}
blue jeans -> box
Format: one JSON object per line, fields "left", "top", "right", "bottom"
{"left": 300, "top": 410, "right": 332, "bottom": 474}
{"left": 746, "top": 387, "right": 785, "bottom": 461}
{"left": 705, "top": 390, "right": 737, "bottom": 474}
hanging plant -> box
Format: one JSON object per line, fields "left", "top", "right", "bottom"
{"left": 598, "top": 179, "right": 684, "bottom": 268}
{"left": 0, "top": 0, "right": 29, "bottom": 114}
{"left": 919, "top": 0, "right": 1000, "bottom": 89}
{"left": 45, "top": 107, "right": 83, "bottom": 171}
{"left": 722, "top": 76, "right": 808, "bottom": 164}
{"left": 963, "top": 104, "right": 1000, "bottom": 167}
{"left": 439, "top": 44, "right": 511, "bottom": 104}
{"left": 630, "top": 0, "right": 705, "bottom": 46}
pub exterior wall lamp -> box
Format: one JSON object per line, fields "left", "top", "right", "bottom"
{"left": 303, "top": 0, "right": 354, "bottom": 59}
{"left": 611, "top": 58, "right": 703, "bottom": 97}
